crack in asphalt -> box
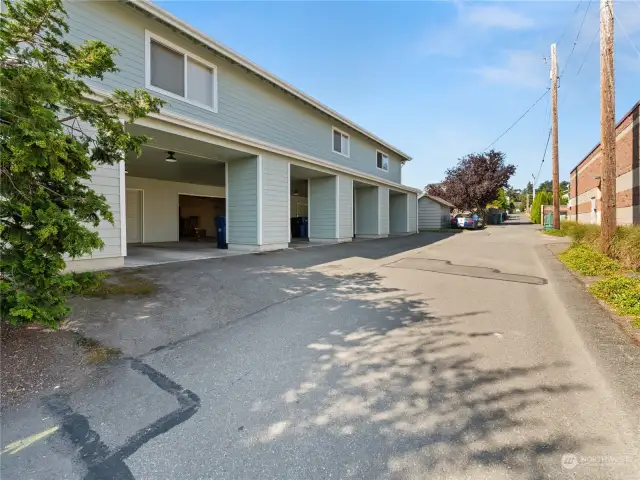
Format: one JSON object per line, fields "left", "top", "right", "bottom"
{"left": 384, "top": 258, "right": 548, "bottom": 285}
{"left": 43, "top": 359, "right": 200, "bottom": 480}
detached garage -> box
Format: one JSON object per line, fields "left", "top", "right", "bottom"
{"left": 418, "top": 194, "right": 454, "bottom": 230}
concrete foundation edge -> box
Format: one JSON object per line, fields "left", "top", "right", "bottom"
{"left": 228, "top": 243, "right": 289, "bottom": 252}
{"left": 65, "top": 256, "right": 125, "bottom": 273}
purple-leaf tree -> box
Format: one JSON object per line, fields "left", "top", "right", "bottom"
{"left": 426, "top": 150, "right": 516, "bottom": 215}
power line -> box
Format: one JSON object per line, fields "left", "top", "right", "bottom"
{"left": 575, "top": 26, "right": 599, "bottom": 76}
{"left": 560, "top": 0, "right": 592, "bottom": 78}
{"left": 557, "top": 2, "right": 583, "bottom": 46}
{"left": 613, "top": 7, "right": 640, "bottom": 61}
{"left": 534, "top": 128, "right": 552, "bottom": 186}
{"left": 483, "top": 89, "right": 550, "bottom": 151}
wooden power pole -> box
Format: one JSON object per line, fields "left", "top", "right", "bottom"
{"left": 551, "top": 44, "right": 560, "bottom": 229}
{"left": 600, "top": 0, "right": 616, "bottom": 252}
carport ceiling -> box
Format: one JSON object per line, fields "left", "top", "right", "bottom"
{"left": 127, "top": 124, "right": 251, "bottom": 162}
{"left": 290, "top": 164, "right": 333, "bottom": 180}
{"left": 126, "top": 147, "right": 226, "bottom": 187}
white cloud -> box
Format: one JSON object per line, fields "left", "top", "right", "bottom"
{"left": 463, "top": 5, "right": 535, "bottom": 31}
{"left": 473, "top": 51, "right": 549, "bottom": 89}
{"left": 416, "top": 3, "right": 535, "bottom": 57}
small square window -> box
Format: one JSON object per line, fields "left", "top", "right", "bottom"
{"left": 332, "top": 128, "right": 350, "bottom": 157}
{"left": 377, "top": 151, "right": 389, "bottom": 172}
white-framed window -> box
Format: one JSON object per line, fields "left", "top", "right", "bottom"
{"left": 376, "top": 150, "right": 389, "bottom": 172}
{"left": 145, "top": 30, "right": 218, "bottom": 112}
{"left": 332, "top": 127, "right": 350, "bottom": 157}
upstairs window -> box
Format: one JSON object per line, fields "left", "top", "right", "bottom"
{"left": 146, "top": 31, "right": 217, "bottom": 112}
{"left": 332, "top": 128, "right": 350, "bottom": 157}
{"left": 376, "top": 150, "right": 389, "bottom": 172}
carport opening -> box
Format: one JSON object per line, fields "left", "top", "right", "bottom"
{"left": 179, "top": 195, "right": 225, "bottom": 242}
{"left": 290, "top": 178, "right": 309, "bottom": 244}
{"left": 389, "top": 190, "right": 409, "bottom": 235}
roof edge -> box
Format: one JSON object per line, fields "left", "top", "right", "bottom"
{"left": 419, "top": 193, "right": 455, "bottom": 208}
{"left": 570, "top": 100, "right": 640, "bottom": 173}
{"left": 130, "top": 0, "right": 412, "bottom": 161}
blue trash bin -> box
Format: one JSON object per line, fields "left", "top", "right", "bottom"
{"left": 215, "top": 215, "right": 228, "bottom": 249}
{"left": 300, "top": 217, "right": 308, "bottom": 238}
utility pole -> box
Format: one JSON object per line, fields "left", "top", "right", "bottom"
{"left": 600, "top": 0, "right": 616, "bottom": 252}
{"left": 551, "top": 44, "right": 560, "bottom": 229}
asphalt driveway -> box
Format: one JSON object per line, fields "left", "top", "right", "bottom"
{"left": 2, "top": 227, "right": 638, "bottom": 480}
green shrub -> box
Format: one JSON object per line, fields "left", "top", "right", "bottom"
{"left": 530, "top": 191, "right": 553, "bottom": 224}
{"left": 555, "top": 223, "right": 639, "bottom": 271}
{"left": 558, "top": 243, "right": 620, "bottom": 276}
{"left": 543, "top": 229, "right": 566, "bottom": 237}
{"left": 610, "top": 225, "right": 640, "bottom": 271}
{"left": 590, "top": 275, "right": 640, "bottom": 322}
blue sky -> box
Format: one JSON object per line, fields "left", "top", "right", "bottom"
{"left": 157, "top": 0, "right": 640, "bottom": 191}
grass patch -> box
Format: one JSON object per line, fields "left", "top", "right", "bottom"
{"left": 74, "top": 271, "right": 157, "bottom": 298}
{"left": 75, "top": 335, "right": 122, "bottom": 364}
{"left": 542, "top": 229, "right": 566, "bottom": 237}
{"left": 589, "top": 275, "right": 640, "bottom": 326}
{"left": 558, "top": 243, "right": 620, "bottom": 276}
{"left": 555, "top": 222, "right": 640, "bottom": 271}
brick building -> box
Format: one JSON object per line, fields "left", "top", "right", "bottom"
{"left": 568, "top": 100, "right": 639, "bottom": 225}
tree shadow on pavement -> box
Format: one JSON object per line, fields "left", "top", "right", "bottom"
{"left": 225, "top": 270, "right": 597, "bottom": 480}
{"left": 5, "top": 254, "right": 606, "bottom": 480}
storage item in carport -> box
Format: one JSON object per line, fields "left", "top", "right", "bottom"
{"left": 215, "top": 215, "right": 227, "bottom": 249}
{"left": 290, "top": 217, "right": 302, "bottom": 238}
{"left": 299, "top": 217, "right": 308, "bottom": 238}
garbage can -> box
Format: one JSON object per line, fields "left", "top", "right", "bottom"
{"left": 543, "top": 212, "right": 554, "bottom": 230}
{"left": 215, "top": 215, "right": 227, "bottom": 248}
{"left": 300, "top": 217, "right": 308, "bottom": 238}
{"left": 290, "top": 217, "right": 301, "bottom": 238}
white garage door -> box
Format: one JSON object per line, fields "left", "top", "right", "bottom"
{"left": 126, "top": 189, "right": 142, "bottom": 243}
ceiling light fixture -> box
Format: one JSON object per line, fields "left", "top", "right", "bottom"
{"left": 165, "top": 151, "right": 177, "bottom": 163}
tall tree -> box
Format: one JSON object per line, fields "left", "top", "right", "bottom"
{"left": 1, "top": 0, "right": 164, "bottom": 325}
{"left": 426, "top": 150, "right": 516, "bottom": 215}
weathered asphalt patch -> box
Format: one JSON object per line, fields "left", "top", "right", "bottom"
{"left": 384, "top": 258, "right": 548, "bottom": 285}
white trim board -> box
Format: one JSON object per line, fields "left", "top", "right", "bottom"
{"left": 257, "top": 155, "right": 263, "bottom": 245}
{"left": 225, "top": 161, "right": 230, "bottom": 242}
{"left": 335, "top": 176, "right": 340, "bottom": 239}
{"left": 119, "top": 160, "right": 127, "bottom": 256}
{"left": 287, "top": 162, "right": 291, "bottom": 243}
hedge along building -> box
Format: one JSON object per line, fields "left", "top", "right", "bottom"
{"left": 57, "top": 0, "right": 421, "bottom": 271}
{"left": 568, "top": 100, "right": 639, "bottom": 226}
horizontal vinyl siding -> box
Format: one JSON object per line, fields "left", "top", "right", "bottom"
{"left": 407, "top": 193, "right": 418, "bottom": 233}
{"left": 227, "top": 157, "right": 258, "bottom": 244}
{"left": 309, "top": 177, "right": 336, "bottom": 239}
{"left": 378, "top": 187, "right": 390, "bottom": 235}
{"left": 389, "top": 194, "right": 408, "bottom": 233}
{"left": 64, "top": 1, "right": 404, "bottom": 184}
{"left": 418, "top": 198, "right": 446, "bottom": 229}
{"left": 261, "top": 155, "right": 289, "bottom": 245}
{"left": 338, "top": 175, "right": 353, "bottom": 239}
{"left": 355, "top": 187, "right": 378, "bottom": 235}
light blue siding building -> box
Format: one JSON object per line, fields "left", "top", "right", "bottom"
{"left": 62, "top": 0, "right": 420, "bottom": 270}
